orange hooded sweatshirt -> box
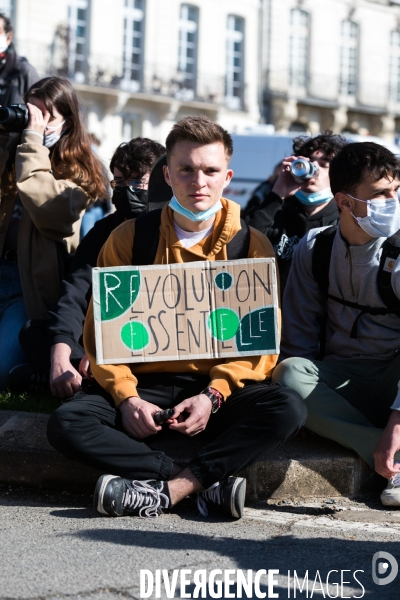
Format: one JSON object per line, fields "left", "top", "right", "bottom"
{"left": 83, "top": 198, "right": 280, "bottom": 406}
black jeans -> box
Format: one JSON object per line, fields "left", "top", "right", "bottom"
{"left": 47, "top": 373, "right": 306, "bottom": 489}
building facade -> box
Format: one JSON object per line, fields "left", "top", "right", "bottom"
{"left": 1, "top": 0, "right": 261, "bottom": 163}
{"left": 262, "top": 0, "right": 400, "bottom": 141}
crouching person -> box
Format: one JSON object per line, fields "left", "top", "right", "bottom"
{"left": 47, "top": 116, "right": 306, "bottom": 520}
{"left": 273, "top": 141, "right": 400, "bottom": 506}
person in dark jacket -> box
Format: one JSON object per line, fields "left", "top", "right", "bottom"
{"left": 9, "top": 138, "right": 165, "bottom": 396}
{"left": 245, "top": 132, "right": 346, "bottom": 293}
{"left": 0, "top": 13, "right": 39, "bottom": 106}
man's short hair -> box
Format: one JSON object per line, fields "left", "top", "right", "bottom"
{"left": 165, "top": 115, "right": 233, "bottom": 162}
{"left": 292, "top": 131, "right": 347, "bottom": 160}
{"left": 110, "top": 137, "right": 166, "bottom": 179}
{"left": 0, "top": 13, "right": 12, "bottom": 34}
{"left": 329, "top": 142, "right": 400, "bottom": 196}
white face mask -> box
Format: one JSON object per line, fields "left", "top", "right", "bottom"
{"left": 43, "top": 121, "right": 65, "bottom": 148}
{"left": 0, "top": 34, "right": 9, "bottom": 53}
{"left": 348, "top": 193, "right": 400, "bottom": 238}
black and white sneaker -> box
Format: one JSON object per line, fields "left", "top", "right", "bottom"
{"left": 381, "top": 463, "right": 400, "bottom": 507}
{"left": 7, "top": 363, "right": 48, "bottom": 394}
{"left": 197, "top": 476, "right": 246, "bottom": 519}
{"left": 94, "top": 475, "right": 171, "bottom": 518}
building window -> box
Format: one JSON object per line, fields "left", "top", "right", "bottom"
{"left": 390, "top": 30, "right": 400, "bottom": 103}
{"left": 289, "top": 8, "right": 309, "bottom": 90}
{"left": 122, "top": 0, "right": 145, "bottom": 91}
{"left": 225, "top": 15, "right": 245, "bottom": 110}
{"left": 68, "top": 0, "right": 89, "bottom": 82}
{"left": 178, "top": 4, "right": 198, "bottom": 93}
{"left": 339, "top": 20, "right": 358, "bottom": 96}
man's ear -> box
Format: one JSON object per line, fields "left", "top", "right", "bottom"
{"left": 335, "top": 192, "right": 353, "bottom": 212}
{"left": 163, "top": 164, "right": 172, "bottom": 187}
{"left": 222, "top": 168, "right": 234, "bottom": 189}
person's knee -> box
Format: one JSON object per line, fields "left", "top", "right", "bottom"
{"left": 280, "top": 386, "right": 308, "bottom": 429}
{"left": 47, "top": 401, "right": 85, "bottom": 453}
{"left": 272, "top": 357, "right": 314, "bottom": 390}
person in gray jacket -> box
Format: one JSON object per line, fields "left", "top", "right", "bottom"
{"left": 273, "top": 141, "right": 400, "bottom": 506}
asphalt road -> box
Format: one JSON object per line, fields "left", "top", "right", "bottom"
{"left": 0, "top": 486, "right": 399, "bottom": 600}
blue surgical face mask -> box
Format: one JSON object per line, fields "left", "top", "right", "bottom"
{"left": 295, "top": 188, "right": 333, "bottom": 206}
{"left": 43, "top": 120, "right": 65, "bottom": 148}
{"left": 348, "top": 193, "right": 400, "bottom": 238}
{"left": 166, "top": 167, "right": 223, "bottom": 222}
{"left": 169, "top": 195, "right": 223, "bottom": 222}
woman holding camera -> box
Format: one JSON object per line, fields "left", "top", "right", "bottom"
{"left": 0, "top": 76, "right": 108, "bottom": 389}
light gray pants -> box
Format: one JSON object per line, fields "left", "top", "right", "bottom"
{"left": 272, "top": 355, "right": 400, "bottom": 470}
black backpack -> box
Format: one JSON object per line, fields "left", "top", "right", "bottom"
{"left": 132, "top": 208, "right": 251, "bottom": 265}
{"left": 312, "top": 225, "right": 400, "bottom": 339}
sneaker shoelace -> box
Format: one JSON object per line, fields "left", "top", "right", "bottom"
{"left": 122, "top": 480, "right": 169, "bottom": 518}
{"left": 391, "top": 461, "right": 400, "bottom": 487}
{"left": 391, "top": 473, "right": 400, "bottom": 487}
{"left": 29, "top": 371, "right": 48, "bottom": 393}
{"left": 197, "top": 482, "right": 222, "bottom": 517}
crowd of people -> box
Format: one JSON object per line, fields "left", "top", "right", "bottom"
{"left": 0, "top": 11, "right": 399, "bottom": 521}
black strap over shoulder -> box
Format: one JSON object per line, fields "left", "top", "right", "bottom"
{"left": 132, "top": 209, "right": 250, "bottom": 265}
{"left": 312, "top": 225, "right": 400, "bottom": 339}
{"left": 377, "top": 230, "right": 400, "bottom": 308}
{"left": 227, "top": 219, "right": 250, "bottom": 260}
{"left": 312, "top": 225, "right": 337, "bottom": 295}
{"left": 132, "top": 209, "right": 163, "bottom": 266}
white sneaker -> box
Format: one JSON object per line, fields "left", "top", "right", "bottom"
{"left": 380, "top": 463, "right": 400, "bottom": 507}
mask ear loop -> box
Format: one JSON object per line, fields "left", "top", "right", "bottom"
{"left": 45, "top": 120, "right": 66, "bottom": 132}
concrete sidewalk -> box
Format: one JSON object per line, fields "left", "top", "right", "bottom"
{"left": 0, "top": 409, "right": 385, "bottom": 500}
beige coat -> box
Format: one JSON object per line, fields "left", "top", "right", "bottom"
{"left": 0, "top": 131, "right": 92, "bottom": 320}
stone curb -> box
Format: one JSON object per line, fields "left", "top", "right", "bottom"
{"left": 0, "top": 410, "right": 385, "bottom": 500}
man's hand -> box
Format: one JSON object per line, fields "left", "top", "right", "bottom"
{"left": 119, "top": 396, "right": 162, "bottom": 439}
{"left": 374, "top": 410, "right": 400, "bottom": 478}
{"left": 272, "top": 155, "right": 306, "bottom": 199}
{"left": 50, "top": 343, "right": 82, "bottom": 398}
{"left": 26, "top": 102, "right": 51, "bottom": 134}
{"left": 168, "top": 393, "right": 212, "bottom": 437}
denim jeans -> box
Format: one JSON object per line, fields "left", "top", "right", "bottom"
{"left": 0, "top": 258, "right": 28, "bottom": 389}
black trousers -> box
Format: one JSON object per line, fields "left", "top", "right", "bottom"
{"left": 47, "top": 373, "right": 306, "bottom": 489}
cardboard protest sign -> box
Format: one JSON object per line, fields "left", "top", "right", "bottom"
{"left": 93, "top": 258, "right": 279, "bottom": 364}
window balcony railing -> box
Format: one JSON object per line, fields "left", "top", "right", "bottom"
{"left": 16, "top": 36, "right": 247, "bottom": 110}
{"left": 267, "top": 69, "right": 396, "bottom": 111}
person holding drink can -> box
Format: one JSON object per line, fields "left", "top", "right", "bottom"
{"left": 245, "top": 132, "right": 346, "bottom": 293}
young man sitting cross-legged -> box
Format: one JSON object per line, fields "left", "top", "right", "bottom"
{"left": 47, "top": 116, "right": 306, "bottom": 519}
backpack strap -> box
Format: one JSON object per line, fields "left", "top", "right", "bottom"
{"left": 226, "top": 219, "right": 250, "bottom": 260}
{"left": 311, "top": 225, "right": 337, "bottom": 295}
{"left": 132, "top": 211, "right": 250, "bottom": 266}
{"left": 377, "top": 229, "right": 400, "bottom": 308}
{"left": 132, "top": 209, "right": 162, "bottom": 266}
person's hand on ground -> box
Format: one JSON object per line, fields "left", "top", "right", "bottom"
{"left": 374, "top": 410, "right": 400, "bottom": 478}
{"left": 119, "top": 396, "right": 162, "bottom": 439}
{"left": 168, "top": 393, "right": 212, "bottom": 436}
{"left": 50, "top": 342, "right": 82, "bottom": 398}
